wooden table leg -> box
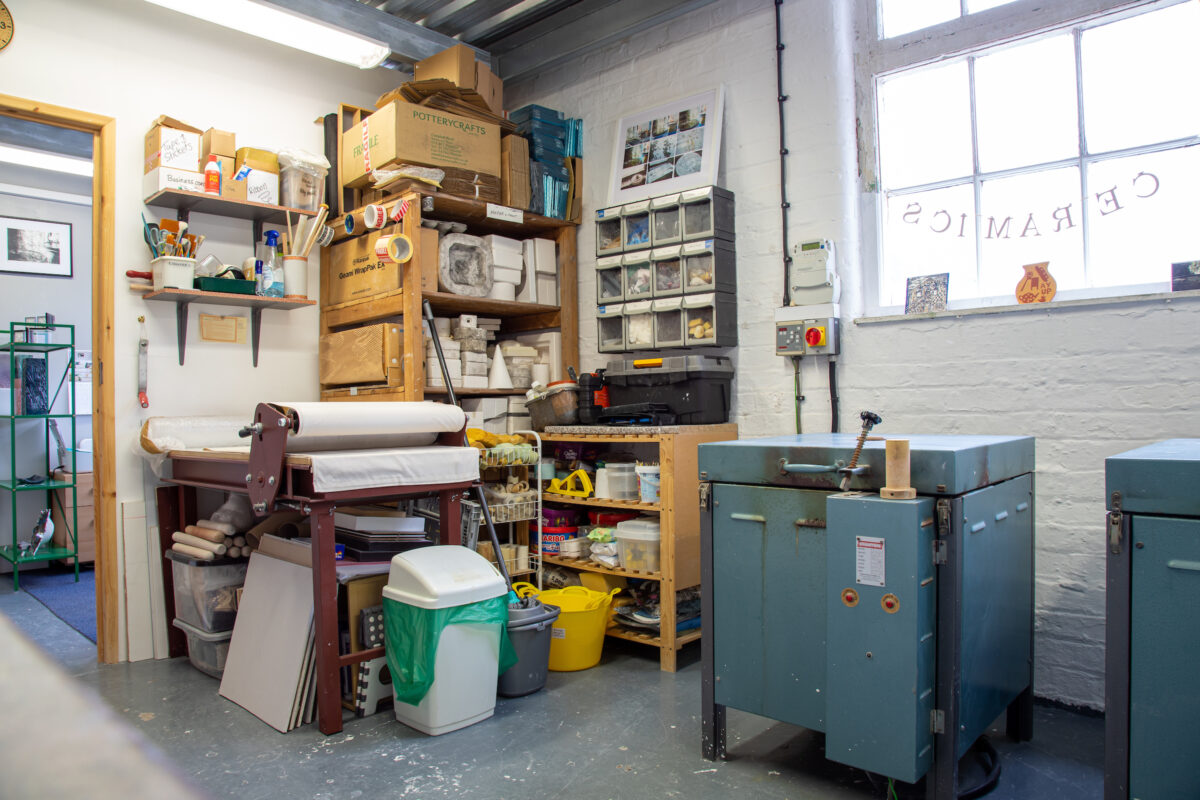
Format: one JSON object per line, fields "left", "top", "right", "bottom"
{"left": 310, "top": 502, "right": 342, "bottom": 735}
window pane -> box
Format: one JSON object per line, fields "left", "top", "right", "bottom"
{"left": 978, "top": 167, "right": 1084, "bottom": 298}
{"left": 881, "top": 0, "right": 959, "bottom": 38}
{"left": 880, "top": 184, "right": 978, "bottom": 307}
{"left": 1087, "top": 146, "right": 1200, "bottom": 289}
{"left": 1082, "top": 3, "right": 1200, "bottom": 153}
{"left": 878, "top": 61, "right": 973, "bottom": 189}
{"left": 966, "top": 0, "right": 1015, "bottom": 12}
{"left": 975, "top": 34, "right": 1078, "bottom": 172}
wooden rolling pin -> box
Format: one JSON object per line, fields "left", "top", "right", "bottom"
{"left": 173, "top": 531, "right": 227, "bottom": 555}
{"left": 172, "top": 542, "right": 216, "bottom": 561}
{"left": 184, "top": 525, "right": 226, "bottom": 544}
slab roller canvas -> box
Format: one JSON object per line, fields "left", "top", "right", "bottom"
{"left": 219, "top": 552, "right": 315, "bottom": 733}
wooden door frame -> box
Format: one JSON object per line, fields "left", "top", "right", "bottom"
{"left": 0, "top": 94, "right": 118, "bottom": 663}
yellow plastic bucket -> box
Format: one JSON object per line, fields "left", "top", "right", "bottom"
{"left": 515, "top": 585, "right": 618, "bottom": 671}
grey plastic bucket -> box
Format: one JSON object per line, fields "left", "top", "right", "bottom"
{"left": 498, "top": 600, "right": 561, "bottom": 697}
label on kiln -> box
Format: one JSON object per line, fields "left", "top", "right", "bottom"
{"left": 855, "top": 536, "right": 885, "bottom": 587}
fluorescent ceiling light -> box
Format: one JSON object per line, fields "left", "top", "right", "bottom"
{"left": 0, "top": 145, "right": 93, "bottom": 177}
{"left": 144, "top": 0, "right": 390, "bottom": 69}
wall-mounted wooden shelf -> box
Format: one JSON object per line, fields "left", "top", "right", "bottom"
{"left": 143, "top": 288, "right": 315, "bottom": 367}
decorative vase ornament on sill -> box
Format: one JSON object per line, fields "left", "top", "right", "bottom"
{"left": 1016, "top": 261, "right": 1056, "bottom": 304}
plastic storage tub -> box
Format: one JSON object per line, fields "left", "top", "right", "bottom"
{"left": 615, "top": 517, "right": 661, "bottom": 573}
{"left": 166, "top": 549, "right": 247, "bottom": 633}
{"left": 172, "top": 617, "right": 232, "bottom": 678}
{"left": 540, "top": 525, "right": 578, "bottom": 554}
{"left": 382, "top": 546, "right": 507, "bottom": 735}
{"left": 538, "top": 586, "right": 619, "bottom": 671}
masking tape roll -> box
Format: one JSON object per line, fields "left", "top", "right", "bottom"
{"left": 374, "top": 233, "right": 413, "bottom": 264}
{"left": 364, "top": 204, "right": 387, "bottom": 229}
{"left": 315, "top": 225, "right": 335, "bottom": 248}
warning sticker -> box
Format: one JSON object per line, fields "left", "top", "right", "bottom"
{"left": 551, "top": 627, "right": 565, "bottom": 639}
{"left": 856, "top": 536, "right": 886, "bottom": 587}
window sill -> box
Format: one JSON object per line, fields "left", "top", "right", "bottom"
{"left": 855, "top": 288, "right": 1200, "bottom": 325}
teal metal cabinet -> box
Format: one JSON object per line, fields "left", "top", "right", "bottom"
{"left": 700, "top": 433, "right": 1035, "bottom": 799}
{"left": 1106, "top": 440, "right": 1200, "bottom": 800}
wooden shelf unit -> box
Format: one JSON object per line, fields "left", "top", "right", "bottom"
{"left": 537, "top": 424, "right": 737, "bottom": 671}
{"left": 319, "top": 189, "right": 578, "bottom": 401}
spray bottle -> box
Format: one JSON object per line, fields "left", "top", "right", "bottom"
{"left": 260, "top": 230, "right": 285, "bottom": 298}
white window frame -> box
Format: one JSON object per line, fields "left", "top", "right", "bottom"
{"left": 854, "top": 0, "right": 1196, "bottom": 315}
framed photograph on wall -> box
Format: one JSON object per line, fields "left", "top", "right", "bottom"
{"left": 1, "top": 216, "right": 72, "bottom": 278}
{"left": 608, "top": 86, "right": 725, "bottom": 206}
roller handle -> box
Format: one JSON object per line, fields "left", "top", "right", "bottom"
{"left": 239, "top": 422, "right": 262, "bottom": 438}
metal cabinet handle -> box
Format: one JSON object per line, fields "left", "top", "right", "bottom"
{"left": 780, "top": 462, "right": 837, "bottom": 474}
{"left": 994, "top": 511, "right": 1008, "bottom": 522}
{"left": 1167, "top": 559, "right": 1200, "bottom": 573}
{"left": 729, "top": 513, "right": 766, "bottom": 523}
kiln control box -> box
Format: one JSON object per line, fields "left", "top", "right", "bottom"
{"left": 775, "top": 306, "right": 840, "bottom": 356}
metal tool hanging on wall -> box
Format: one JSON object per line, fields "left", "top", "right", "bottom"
{"left": 138, "top": 316, "right": 149, "bottom": 409}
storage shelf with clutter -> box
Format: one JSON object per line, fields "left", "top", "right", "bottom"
{"left": 530, "top": 424, "right": 737, "bottom": 671}
{"left": 593, "top": 185, "right": 737, "bottom": 352}
{"left": 467, "top": 427, "right": 544, "bottom": 587}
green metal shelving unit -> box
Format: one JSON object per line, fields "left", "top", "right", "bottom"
{"left": 0, "top": 322, "right": 79, "bottom": 590}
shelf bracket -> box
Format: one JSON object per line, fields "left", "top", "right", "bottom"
{"left": 175, "top": 301, "right": 189, "bottom": 366}
{"left": 177, "top": 207, "right": 190, "bottom": 225}
{"left": 251, "top": 307, "right": 263, "bottom": 367}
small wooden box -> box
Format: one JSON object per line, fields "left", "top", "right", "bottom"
{"left": 319, "top": 323, "right": 402, "bottom": 387}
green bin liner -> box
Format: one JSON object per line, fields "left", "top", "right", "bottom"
{"left": 382, "top": 595, "right": 517, "bottom": 706}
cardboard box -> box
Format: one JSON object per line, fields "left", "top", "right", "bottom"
{"left": 414, "top": 43, "right": 477, "bottom": 88}
{"left": 143, "top": 166, "right": 204, "bottom": 198}
{"left": 217, "top": 158, "right": 247, "bottom": 202}
{"left": 202, "top": 127, "right": 236, "bottom": 159}
{"left": 319, "top": 323, "right": 401, "bottom": 386}
{"left": 239, "top": 169, "right": 279, "bottom": 205}
{"left": 419, "top": 227, "right": 440, "bottom": 292}
{"left": 475, "top": 61, "right": 504, "bottom": 116}
{"left": 145, "top": 115, "right": 201, "bottom": 173}
{"left": 325, "top": 234, "right": 401, "bottom": 305}
{"left": 341, "top": 101, "right": 500, "bottom": 189}
{"left": 501, "top": 135, "right": 531, "bottom": 210}
{"left": 52, "top": 471, "right": 95, "bottom": 564}
{"left": 235, "top": 147, "right": 279, "bottom": 173}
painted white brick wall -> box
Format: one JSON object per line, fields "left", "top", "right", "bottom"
{"left": 510, "top": 0, "right": 1200, "bottom": 709}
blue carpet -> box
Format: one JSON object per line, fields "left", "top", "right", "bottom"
{"left": 19, "top": 567, "right": 96, "bottom": 643}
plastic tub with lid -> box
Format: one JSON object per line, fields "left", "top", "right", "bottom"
{"left": 381, "top": 546, "right": 510, "bottom": 735}
{"left": 615, "top": 517, "right": 662, "bottom": 573}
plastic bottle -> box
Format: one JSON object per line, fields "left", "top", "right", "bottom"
{"left": 261, "top": 230, "right": 285, "bottom": 298}
{"left": 203, "top": 154, "right": 221, "bottom": 196}
{"left": 254, "top": 259, "right": 265, "bottom": 295}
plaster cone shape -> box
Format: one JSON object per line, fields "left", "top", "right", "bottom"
{"left": 489, "top": 350, "right": 513, "bottom": 390}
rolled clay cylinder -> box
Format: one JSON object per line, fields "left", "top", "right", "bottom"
{"left": 233, "top": 536, "right": 246, "bottom": 548}
{"left": 226, "top": 546, "right": 241, "bottom": 558}
{"left": 173, "top": 542, "right": 216, "bottom": 561}
{"left": 195, "top": 519, "right": 235, "bottom": 536}
{"left": 173, "top": 531, "right": 227, "bottom": 555}
{"left": 184, "top": 525, "right": 225, "bottom": 544}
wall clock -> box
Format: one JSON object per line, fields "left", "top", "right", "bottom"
{"left": 0, "top": 2, "right": 12, "bottom": 54}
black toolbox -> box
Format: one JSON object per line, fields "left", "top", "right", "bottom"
{"left": 604, "top": 355, "right": 733, "bottom": 424}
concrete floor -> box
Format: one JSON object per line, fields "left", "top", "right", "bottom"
{"left": 0, "top": 583, "right": 1104, "bottom": 800}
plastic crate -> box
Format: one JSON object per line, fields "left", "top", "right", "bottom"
{"left": 172, "top": 617, "right": 232, "bottom": 678}
{"left": 166, "top": 549, "right": 247, "bottom": 633}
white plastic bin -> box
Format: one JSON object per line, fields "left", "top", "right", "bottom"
{"left": 615, "top": 517, "right": 661, "bottom": 573}
{"left": 172, "top": 617, "right": 232, "bottom": 678}
{"left": 383, "top": 546, "right": 507, "bottom": 735}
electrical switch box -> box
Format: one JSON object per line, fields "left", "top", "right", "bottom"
{"left": 774, "top": 305, "right": 840, "bottom": 356}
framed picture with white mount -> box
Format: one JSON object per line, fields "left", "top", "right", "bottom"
{"left": 607, "top": 86, "right": 725, "bottom": 206}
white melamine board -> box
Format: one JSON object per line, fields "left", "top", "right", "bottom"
{"left": 121, "top": 502, "right": 154, "bottom": 662}
{"left": 146, "top": 524, "right": 170, "bottom": 660}
{"left": 219, "top": 553, "right": 314, "bottom": 733}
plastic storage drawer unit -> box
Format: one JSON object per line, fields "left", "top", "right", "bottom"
{"left": 623, "top": 252, "right": 653, "bottom": 301}
{"left": 595, "top": 207, "right": 623, "bottom": 257}
{"left": 683, "top": 238, "right": 737, "bottom": 295}
{"left": 173, "top": 617, "right": 233, "bottom": 679}
{"left": 651, "top": 193, "right": 682, "bottom": 246}
{"left": 596, "top": 255, "right": 625, "bottom": 303}
{"left": 597, "top": 304, "right": 626, "bottom": 353}
{"left": 652, "top": 246, "right": 684, "bottom": 297}
{"left": 680, "top": 186, "right": 735, "bottom": 242}
{"left": 621, "top": 200, "right": 652, "bottom": 251}
{"left": 623, "top": 300, "right": 655, "bottom": 350}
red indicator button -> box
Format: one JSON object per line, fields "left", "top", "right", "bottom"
{"left": 805, "top": 326, "right": 826, "bottom": 347}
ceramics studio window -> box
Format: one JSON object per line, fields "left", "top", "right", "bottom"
{"left": 859, "top": 0, "right": 1200, "bottom": 311}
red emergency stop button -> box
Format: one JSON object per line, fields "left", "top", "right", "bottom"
{"left": 842, "top": 588, "right": 859, "bottom": 607}
{"left": 805, "top": 326, "right": 826, "bottom": 347}
{"left": 881, "top": 593, "right": 900, "bottom": 613}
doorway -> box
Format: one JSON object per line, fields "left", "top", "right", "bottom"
{"left": 0, "top": 95, "right": 116, "bottom": 663}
